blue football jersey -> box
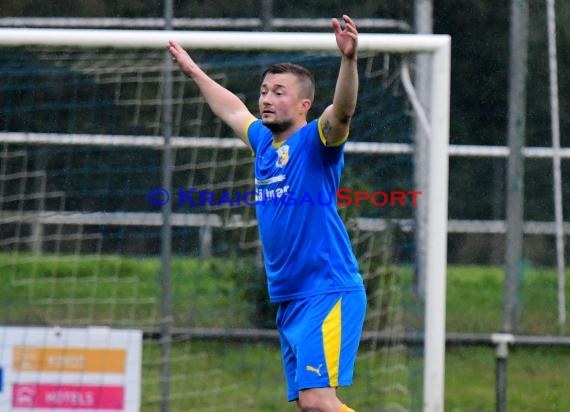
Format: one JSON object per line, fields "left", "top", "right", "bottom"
{"left": 246, "top": 118, "right": 364, "bottom": 302}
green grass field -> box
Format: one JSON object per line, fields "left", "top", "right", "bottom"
{"left": 1, "top": 255, "right": 569, "bottom": 410}
{"left": 444, "top": 265, "right": 570, "bottom": 412}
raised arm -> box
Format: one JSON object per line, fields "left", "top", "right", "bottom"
{"left": 167, "top": 40, "right": 256, "bottom": 147}
{"left": 319, "top": 15, "right": 359, "bottom": 146}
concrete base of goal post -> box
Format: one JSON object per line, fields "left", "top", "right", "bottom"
{"left": 491, "top": 333, "right": 514, "bottom": 412}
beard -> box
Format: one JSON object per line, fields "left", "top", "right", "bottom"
{"left": 262, "top": 118, "right": 293, "bottom": 135}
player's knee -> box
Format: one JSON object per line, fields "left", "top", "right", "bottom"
{"left": 297, "top": 394, "right": 319, "bottom": 411}
{"left": 297, "top": 390, "right": 338, "bottom": 412}
{"left": 297, "top": 399, "right": 325, "bottom": 412}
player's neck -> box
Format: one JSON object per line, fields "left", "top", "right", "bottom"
{"left": 272, "top": 119, "right": 307, "bottom": 145}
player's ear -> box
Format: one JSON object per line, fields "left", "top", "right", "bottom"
{"left": 299, "top": 98, "right": 312, "bottom": 115}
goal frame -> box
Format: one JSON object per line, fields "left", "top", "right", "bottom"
{"left": 0, "top": 27, "right": 450, "bottom": 412}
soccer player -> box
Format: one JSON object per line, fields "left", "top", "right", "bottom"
{"left": 168, "top": 14, "right": 366, "bottom": 412}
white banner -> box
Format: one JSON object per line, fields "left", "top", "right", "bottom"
{"left": 0, "top": 326, "right": 142, "bottom": 412}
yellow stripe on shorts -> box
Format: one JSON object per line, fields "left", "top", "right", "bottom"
{"left": 322, "top": 297, "right": 342, "bottom": 387}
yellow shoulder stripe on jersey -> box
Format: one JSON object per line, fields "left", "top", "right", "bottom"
{"left": 243, "top": 118, "right": 258, "bottom": 156}
{"left": 318, "top": 116, "right": 349, "bottom": 147}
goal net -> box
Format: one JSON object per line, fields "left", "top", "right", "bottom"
{"left": 0, "top": 28, "right": 449, "bottom": 411}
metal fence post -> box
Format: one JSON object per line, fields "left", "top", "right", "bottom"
{"left": 492, "top": 333, "right": 514, "bottom": 412}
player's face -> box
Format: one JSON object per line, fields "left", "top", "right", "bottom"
{"left": 259, "top": 73, "right": 306, "bottom": 134}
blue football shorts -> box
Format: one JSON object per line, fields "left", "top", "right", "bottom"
{"left": 276, "top": 289, "right": 367, "bottom": 402}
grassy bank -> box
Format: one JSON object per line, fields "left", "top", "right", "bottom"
{"left": 1, "top": 255, "right": 569, "bottom": 410}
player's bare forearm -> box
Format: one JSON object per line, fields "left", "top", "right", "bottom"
{"left": 320, "top": 15, "right": 359, "bottom": 145}
{"left": 167, "top": 40, "right": 255, "bottom": 144}
{"left": 332, "top": 55, "right": 358, "bottom": 124}
{"left": 192, "top": 71, "right": 250, "bottom": 124}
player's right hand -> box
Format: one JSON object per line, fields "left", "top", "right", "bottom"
{"left": 167, "top": 40, "right": 198, "bottom": 77}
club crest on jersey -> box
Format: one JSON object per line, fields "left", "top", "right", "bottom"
{"left": 275, "top": 145, "right": 290, "bottom": 168}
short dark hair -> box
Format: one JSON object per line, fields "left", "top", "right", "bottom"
{"left": 262, "top": 62, "right": 315, "bottom": 102}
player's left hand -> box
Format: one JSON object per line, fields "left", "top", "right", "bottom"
{"left": 331, "top": 15, "right": 358, "bottom": 59}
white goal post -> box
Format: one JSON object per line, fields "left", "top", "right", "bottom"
{"left": 0, "top": 27, "right": 450, "bottom": 412}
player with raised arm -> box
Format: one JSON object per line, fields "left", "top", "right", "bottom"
{"left": 168, "top": 15, "right": 366, "bottom": 412}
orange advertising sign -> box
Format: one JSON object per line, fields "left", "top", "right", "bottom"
{"left": 13, "top": 347, "right": 126, "bottom": 373}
